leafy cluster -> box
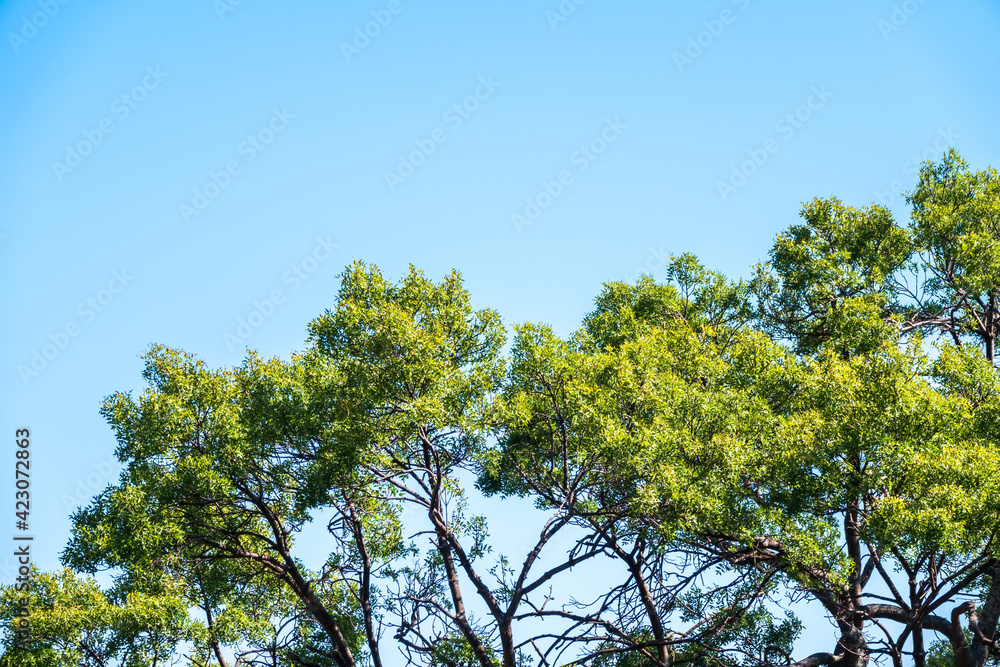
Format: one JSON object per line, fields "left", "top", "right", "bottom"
{"left": 5, "top": 150, "right": 1000, "bottom": 667}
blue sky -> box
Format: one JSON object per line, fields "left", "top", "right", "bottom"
{"left": 2, "top": 0, "right": 999, "bottom": 659}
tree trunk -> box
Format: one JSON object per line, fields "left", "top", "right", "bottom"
{"left": 970, "top": 572, "right": 1000, "bottom": 667}
{"left": 837, "top": 625, "right": 870, "bottom": 667}
{"left": 912, "top": 626, "right": 925, "bottom": 667}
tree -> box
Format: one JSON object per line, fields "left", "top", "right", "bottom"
{"left": 62, "top": 343, "right": 372, "bottom": 667}
{"left": 905, "top": 148, "right": 1000, "bottom": 362}
{"left": 483, "top": 258, "right": 794, "bottom": 666}
{"left": 0, "top": 567, "right": 191, "bottom": 666}
{"left": 744, "top": 150, "right": 1000, "bottom": 667}
{"left": 5, "top": 149, "right": 1000, "bottom": 667}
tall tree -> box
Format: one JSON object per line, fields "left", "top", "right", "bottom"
{"left": 905, "top": 148, "right": 1000, "bottom": 363}
{"left": 746, "top": 150, "right": 1000, "bottom": 667}
{"left": 7, "top": 150, "right": 1000, "bottom": 667}
{"left": 485, "top": 257, "right": 797, "bottom": 666}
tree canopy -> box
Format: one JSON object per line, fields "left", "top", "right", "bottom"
{"left": 5, "top": 149, "right": 1000, "bottom": 667}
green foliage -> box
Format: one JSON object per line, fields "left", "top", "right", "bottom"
{"left": 15, "top": 149, "right": 1000, "bottom": 667}
{"left": 0, "top": 568, "right": 191, "bottom": 667}
{"left": 906, "top": 148, "right": 1000, "bottom": 361}
{"left": 908, "top": 148, "right": 1000, "bottom": 297}
{"left": 427, "top": 634, "right": 494, "bottom": 667}
{"left": 39, "top": 262, "right": 505, "bottom": 667}
{"left": 306, "top": 261, "right": 505, "bottom": 451}
{"left": 582, "top": 253, "right": 750, "bottom": 351}
{"left": 753, "top": 196, "right": 911, "bottom": 356}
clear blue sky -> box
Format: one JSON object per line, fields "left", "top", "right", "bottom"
{"left": 2, "top": 0, "right": 998, "bottom": 658}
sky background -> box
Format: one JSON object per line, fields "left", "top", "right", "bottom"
{"left": 2, "top": 0, "right": 999, "bottom": 661}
